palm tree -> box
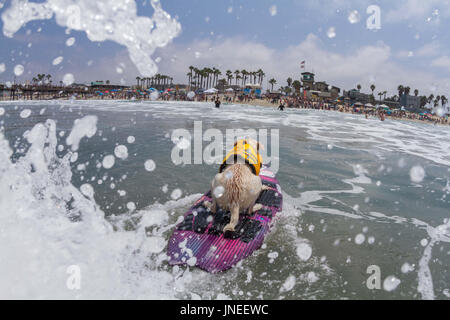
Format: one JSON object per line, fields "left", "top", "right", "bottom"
{"left": 269, "top": 78, "right": 277, "bottom": 91}
{"left": 357, "top": 84, "right": 362, "bottom": 91}
{"left": 398, "top": 85, "right": 404, "bottom": 97}
{"left": 257, "top": 69, "right": 265, "bottom": 86}
{"left": 383, "top": 91, "right": 387, "bottom": 100}
{"left": 136, "top": 76, "right": 141, "bottom": 88}
{"left": 187, "top": 72, "right": 192, "bottom": 89}
{"left": 292, "top": 80, "right": 302, "bottom": 95}
{"left": 241, "top": 70, "right": 248, "bottom": 86}
{"left": 435, "top": 95, "right": 441, "bottom": 107}
{"left": 378, "top": 92, "right": 383, "bottom": 103}
{"left": 226, "top": 70, "right": 233, "bottom": 86}
{"left": 236, "top": 74, "right": 242, "bottom": 87}
{"left": 287, "top": 77, "right": 293, "bottom": 88}
{"left": 414, "top": 89, "right": 419, "bottom": 96}
{"left": 234, "top": 70, "right": 240, "bottom": 86}
{"left": 214, "top": 68, "right": 222, "bottom": 87}
{"left": 428, "top": 94, "right": 434, "bottom": 104}
{"left": 370, "top": 84, "right": 376, "bottom": 96}
{"left": 404, "top": 86, "right": 411, "bottom": 96}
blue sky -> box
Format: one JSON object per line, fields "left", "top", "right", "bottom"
{"left": 1, "top": 0, "right": 450, "bottom": 96}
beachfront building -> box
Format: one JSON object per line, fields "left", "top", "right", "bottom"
{"left": 90, "top": 81, "right": 129, "bottom": 91}
{"left": 343, "top": 89, "right": 372, "bottom": 104}
{"left": 399, "top": 94, "right": 421, "bottom": 109}
{"left": 301, "top": 72, "right": 341, "bottom": 101}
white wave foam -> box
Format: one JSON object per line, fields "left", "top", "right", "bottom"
{"left": 1, "top": 0, "right": 181, "bottom": 76}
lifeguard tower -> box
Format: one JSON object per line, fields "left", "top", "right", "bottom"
{"left": 301, "top": 72, "right": 315, "bottom": 90}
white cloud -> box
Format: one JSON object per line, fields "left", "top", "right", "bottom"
{"left": 431, "top": 56, "right": 450, "bottom": 71}
{"left": 416, "top": 41, "right": 441, "bottom": 57}
{"left": 385, "top": 0, "right": 450, "bottom": 23}
{"left": 155, "top": 34, "right": 450, "bottom": 96}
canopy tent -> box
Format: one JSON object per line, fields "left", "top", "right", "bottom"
{"left": 225, "top": 88, "right": 234, "bottom": 92}
{"left": 353, "top": 102, "right": 363, "bottom": 106}
{"left": 244, "top": 83, "right": 261, "bottom": 88}
{"left": 365, "top": 103, "right": 374, "bottom": 108}
{"left": 204, "top": 88, "right": 218, "bottom": 94}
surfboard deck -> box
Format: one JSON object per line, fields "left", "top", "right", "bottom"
{"left": 167, "top": 166, "right": 282, "bottom": 273}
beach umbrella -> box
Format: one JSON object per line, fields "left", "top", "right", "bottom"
{"left": 225, "top": 88, "right": 234, "bottom": 92}
{"left": 204, "top": 88, "right": 218, "bottom": 94}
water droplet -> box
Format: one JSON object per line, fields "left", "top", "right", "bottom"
{"left": 383, "top": 276, "right": 401, "bottom": 292}
{"left": 401, "top": 263, "right": 415, "bottom": 274}
{"left": 327, "top": 27, "right": 336, "bottom": 38}
{"left": 355, "top": 234, "right": 365, "bottom": 245}
{"left": 127, "top": 202, "right": 136, "bottom": 211}
{"left": 150, "top": 91, "right": 159, "bottom": 101}
{"left": 63, "top": 73, "right": 75, "bottom": 86}
{"left": 269, "top": 5, "right": 277, "bottom": 16}
{"left": 296, "top": 242, "right": 312, "bottom": 261}
{"left": 14, "top": 64, "right": 24, "bottom": 76}
{"left": 144, "top": 159, "right": 156, "bottom": 172}
{"left": 80, "top": 184, "right": 94, "bottom": 198}
{"left": 213, "top": 185, "right": 225, "bottom": 198}
{"left": 20, "top": 109, "right": 31, "bottom": 118}
{"left": 114, "top": 145, "right": 128, "bottom": 161}
{"left": 66, "top": 37, "right": 76, "bottom": 47}
{"left": 187, "top": 91, "right": 195, "bottom": 99}
{"left": 102, "top": 155, "right": 115, "bottom": 169}
{"left": 410, "top": 166, "right": 425, "bottom": 183}
{"left": 420, "top": 238, "right": 428, "bottom": 247}
{"left": 171, "top": 188, "right": 182, "bottom": 200}
{"left": 52, "top": 56, "right": 64, "bottom": 66}
{"left": 348, "top": 10, "right": 360, "bottom": 24}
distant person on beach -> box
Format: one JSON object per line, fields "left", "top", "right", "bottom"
{"left": 278, "top": 103, "right": 285, "bottom": 111}
{"left": 215, "top": 98, "right": 221, "bottom": 108}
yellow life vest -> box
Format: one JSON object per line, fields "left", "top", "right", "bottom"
{"left": 219, "top": 140, "right": 262, "bottom": 176}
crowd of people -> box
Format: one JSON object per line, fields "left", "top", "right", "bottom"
{"left": 267, "top": 95, "right": 450, "bottom": 126}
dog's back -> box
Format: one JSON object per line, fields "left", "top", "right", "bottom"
{"left": 213, "top": 164, "right": 262, "bottom": 213}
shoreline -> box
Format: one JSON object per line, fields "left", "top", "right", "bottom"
{"left": 1, "top": 96, "right": 448, "bottom": 127}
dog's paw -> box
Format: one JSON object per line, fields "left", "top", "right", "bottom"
{"left": 261, "top": 185, "right": 271, "bottom": 191}
{"left": 223, "top": 224, "right": 235, "bottom": 233}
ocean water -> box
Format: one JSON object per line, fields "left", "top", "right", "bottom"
{"left": 0, "top": 100, "right": 449, "bottom": 300}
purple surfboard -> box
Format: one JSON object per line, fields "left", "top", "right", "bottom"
{"left": 167, "top": 166, "right": 283, "bottom": 273}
